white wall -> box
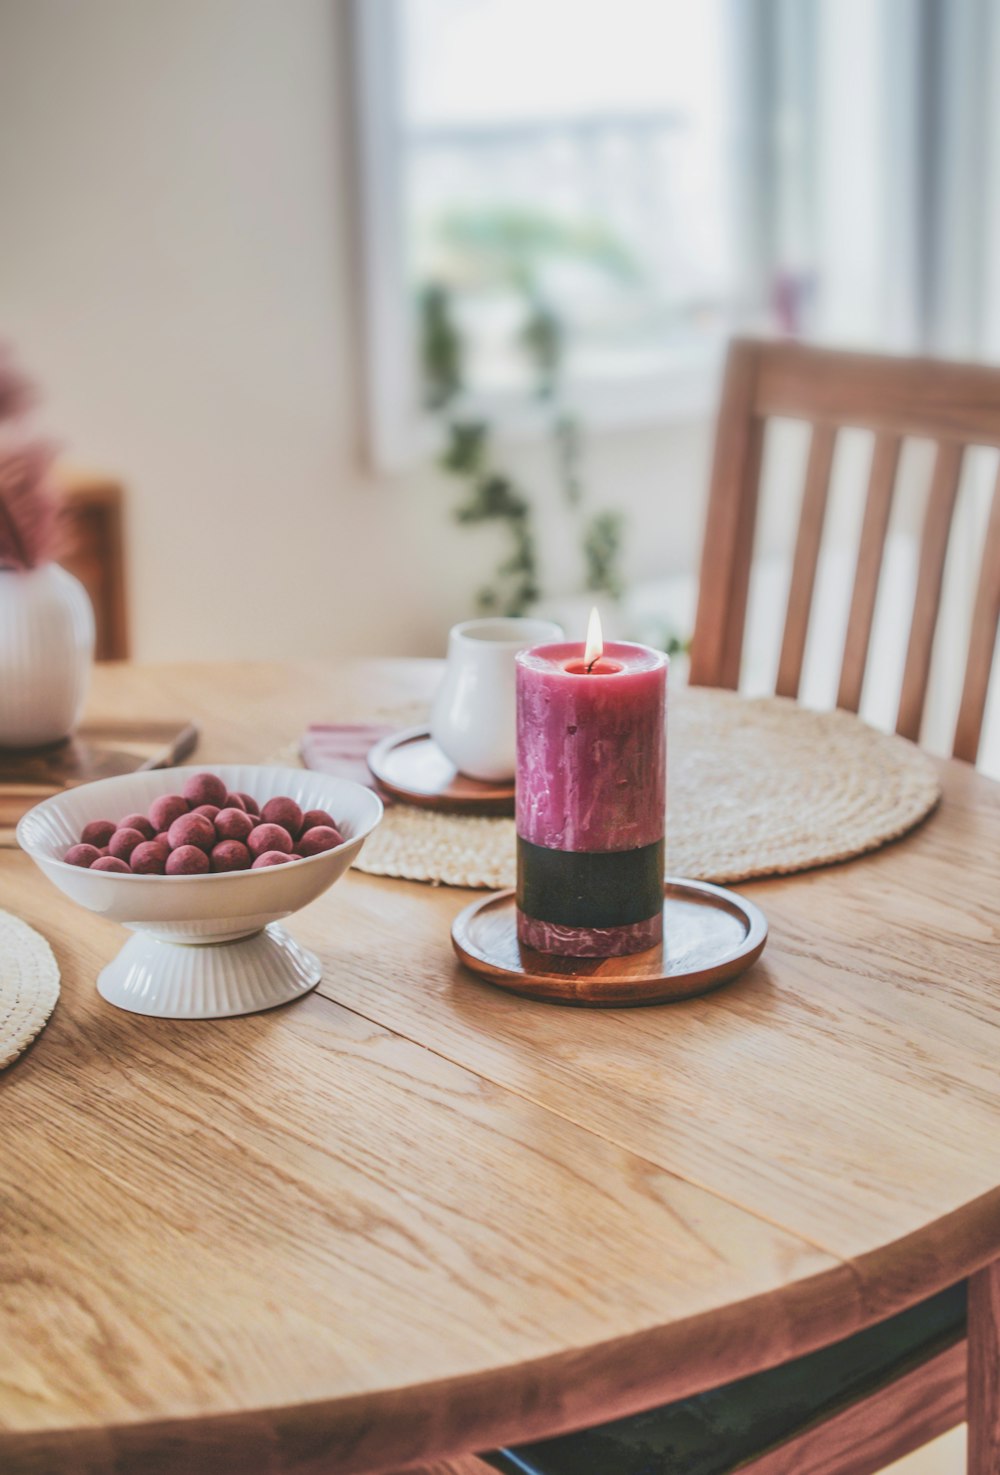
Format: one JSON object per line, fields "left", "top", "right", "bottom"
{"left": 0, "top": 0, "right": 714, "bottom": 662}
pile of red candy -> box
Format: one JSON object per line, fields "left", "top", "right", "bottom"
{"left": 63, "top": 773, "right": 345, "bottom": 875}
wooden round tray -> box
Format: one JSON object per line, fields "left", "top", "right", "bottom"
{"left": 367, "top": 728, "right": 515, "bottom": 815}
{"left": 451, "top": 879, "right": 767, "bottom": 1007}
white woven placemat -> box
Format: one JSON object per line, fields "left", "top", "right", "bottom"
{"left": 330, "top": 688, "right": 941, "bottom": 889}
{"left": 0, "top": 910, "right": 60, "bottom": 1068}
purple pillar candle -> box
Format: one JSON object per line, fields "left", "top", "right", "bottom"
{"left": 515, "top": 634, "right": 667, "bottom": 958}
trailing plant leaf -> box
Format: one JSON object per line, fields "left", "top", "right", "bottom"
{"left": 583, "top": 510, "right": 625, "bottom": 599}
{"left": 521, "top": 297, "right": 562, "bottom": 400}
{"left": 553, "top": 412, "right": 582, "bottom": 507}
{"left": 454, "top": 472, "right": 527, "bottom": 524}
{"left": 440, "top": 420, "right": 488, "bottom": 476}
{"left": 418, "top": 212, "right": 630, "bottom": 617}
{"left": 0, "top": 438, "right": 59, "bottom": 571}
{"left": 419, "top": 284, "right": 464, "bottom": 410}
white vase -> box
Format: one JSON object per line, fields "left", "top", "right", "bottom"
{"left": 0, "top": 563, "right": 95, "bottom": 747}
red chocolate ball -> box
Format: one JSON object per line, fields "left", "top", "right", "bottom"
{"left": 108, "top": 827, "right": 145, "bottom": 862}
{"left": 247, "top": 823, "right": 293, "bottom": 858}
{"left": 81, "top": 819, "right": 116, "bottom": 849}
{"left": 165, "top": 844, "right": 210, "bottom": 876}
{"left": 300, "top": 808, "right": 336, "bottom": 832}
{"left": 92, "top": 855, "right": 131, "bottom": 873}
{"left": 298, "top": 825, "right": 344, "bottom": 856}
{"left": 251, "top": 850, "right": 295, "bottom": 868}
{"left": 260, "top": 796, "right": 303, "bottom": 838}
{"left": 192, "top": 804, "right": 220, "bottom": 824}
{"left": 223, "top": 792, "right": 246, "bottom": 811}
{"left": 65, "top": 843, "right": 101, "bottom": 868}
{"left": 167, "top": 813, "right": 216, "bottom": 853}
{"left": 119, "top": 813, "right": 155, "bottom": 841}
{"left": 215, "top": 806, "right": 253, "bottom": 842}
{"left": 234, "top": 792, "right": 259, "bottom": 815}
{"left": 149, "top": 794, "right": 189, "bottom": 832}
{"left": 181, "top": 772, "right": 228, "bottom": 808}
{"left": 130, "top": 839, "right": 170, "bottom": 875}
{"left": 155, "top": 830, "right": 170, "bottom": 846}
{"left": 211, "top": 839, "right": 251, "bottom": 872}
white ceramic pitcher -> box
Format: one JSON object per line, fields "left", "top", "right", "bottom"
{"left": 431, "top": 617, "right": 563, "bottom": 781}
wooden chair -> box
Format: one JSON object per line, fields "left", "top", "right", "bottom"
{"left": 56, "top": 470, "right": 129, "bottom": 660}
{"left": 413, "top": 340, "right": 1000, "bottom": 1475}
{"left": 689, "top": 337, "right": 1000, "bottom": 764}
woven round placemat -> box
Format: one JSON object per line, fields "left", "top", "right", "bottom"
{"left": 339, "top": 687, "right": 941, "bottom": 890}
{"left": 0, "top": 911, "right": 60, "bottom": 1069}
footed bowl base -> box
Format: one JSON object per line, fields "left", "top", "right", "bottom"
{"left": 97, "top": 923, "right": 321, "bottom": 1018}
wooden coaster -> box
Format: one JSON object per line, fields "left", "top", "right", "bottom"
{"left": 0, "top": 719, "right": 199, "bottom": 844}
{"left": 367, "top": 727, "right": 515, "bottom": 815}
{"left": 451, "top": 879, "right": 767, "bottom": 1006}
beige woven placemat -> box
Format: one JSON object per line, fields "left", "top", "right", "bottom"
{"left": 0, "top": 910, "right": 60, "bottom": 1068}
{"left": 287, "top": 686, "right": 941, "bottom": 890}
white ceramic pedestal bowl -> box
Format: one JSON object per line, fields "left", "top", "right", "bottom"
{"left": 17, "top": 765, "right": 383, "bottom": 1019}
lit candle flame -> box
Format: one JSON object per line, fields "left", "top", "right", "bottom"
{"left": 584, "top": 606, "right": 603, "bottom": 671}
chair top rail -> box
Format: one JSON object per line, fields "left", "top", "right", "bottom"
{"left": 739, "top": 337, "right": 1000, "bottom": 448}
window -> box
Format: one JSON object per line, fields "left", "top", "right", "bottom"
{"left": 354, "top": 0, "right": 996, "bottom": 467}
{"left": 355, "top": 0, "right": 754, "bottom": 465}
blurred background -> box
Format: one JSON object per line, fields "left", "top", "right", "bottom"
{"left": 1, "top": 0, "right": 998, "bottom": 769}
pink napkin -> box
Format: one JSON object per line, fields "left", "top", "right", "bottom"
{"left": 299, "top": 724, "right": 393, "bottom": 799}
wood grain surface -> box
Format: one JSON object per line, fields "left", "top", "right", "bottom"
{"left": 837, "top": 432, "right": 901, "bottom": 713}
{"left": 3, "top": 660, "right": 1000, "bottom": 1475}
{"left": 775, "top": 421, "right": 837, "bottom": 700}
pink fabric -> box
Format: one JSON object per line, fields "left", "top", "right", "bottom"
{"left": 299, "top": 724, "right": 393, "bottom": 800}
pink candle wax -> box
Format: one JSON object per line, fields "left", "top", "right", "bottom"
{"left": 515, "top": 640, "right": 667, "bottom": 957}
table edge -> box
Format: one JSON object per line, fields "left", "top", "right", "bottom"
{"left": 6, "top": 1190, "right": 1000, "bottom": 1475}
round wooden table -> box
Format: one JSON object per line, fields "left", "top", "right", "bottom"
{"left": 3, "top": 661, "right": 1000, "bottom": 1475}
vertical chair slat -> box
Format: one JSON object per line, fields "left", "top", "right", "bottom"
{"left": 896, "top": 441, "right": 965, "bottom": 742}
{"left": 837, "top": 434, "right": 902, "bottom": 712}
{"left": 953, "top": 469, "right": 1000, "bottom": 763}
{"left": 719, "top": 418, "right": 765, "bottom": 689}
{"left": 775, "top": 424, "right": 837, "bottom": 699}
{"left": 968, "top": 1258, "right": 1000, "bottom": 1474}
{"left": 690, "top": 342, "right": 763, "bottom": 689}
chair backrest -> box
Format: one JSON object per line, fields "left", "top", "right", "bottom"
{"left": 57, "top": 472, "right": 129, "bottom": 661}
{"left": 690, "top": 338, "right": 1000, "bottom": 762}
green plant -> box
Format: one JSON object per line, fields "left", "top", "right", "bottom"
{"left": 421, "top": 290, "right": 538, "bottom": 613}
{"left": 582, "top": 510, "right": 625, "bottom": 600}
{"left": 419, "top": 207, "right": 634, "bottom": 615}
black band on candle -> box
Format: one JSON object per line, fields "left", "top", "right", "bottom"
{"left": 516, "top": 836, "right": 664, "bottom": 929}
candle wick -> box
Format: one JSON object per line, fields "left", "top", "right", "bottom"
{"left": 585, "top": 656, "right": 599, "bottom": 673}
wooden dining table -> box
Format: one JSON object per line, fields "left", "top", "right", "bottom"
{"left": 3, "top": 658, "right": 1000, "bottom": 1475}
